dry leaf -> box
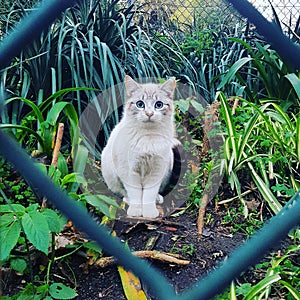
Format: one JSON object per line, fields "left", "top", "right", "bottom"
{"left": 118, "top": 266, "right": 147, "bottom": 300}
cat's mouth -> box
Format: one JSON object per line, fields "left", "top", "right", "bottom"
{"left": 143, "top": 118, "right": 154, "bottom": 123}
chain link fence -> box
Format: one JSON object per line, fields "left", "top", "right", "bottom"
{"left": 250, "top": 0, "right": 300, "bottom": 28}
{"left": 132, "top": 0, "right": 242, "bottom": 32}
{"left": 127, "top": 0, "right": 300, "bottom": 32}
{"left": 1, "top": 1, "right": 300, "bottom": 299}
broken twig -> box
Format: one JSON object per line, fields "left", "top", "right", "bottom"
{"left": 94, "top": 250, "right": 190, "bottom": 268}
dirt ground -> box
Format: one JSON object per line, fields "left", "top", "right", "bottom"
{"left": 73, "top": 210, "right": 245, "bottom": 299}
{"left": 2, "top": 205, "right": 248, "bottom": 299}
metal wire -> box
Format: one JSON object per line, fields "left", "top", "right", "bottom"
{"left": 132, "top": 0, "right": 300, "bottom": 32}
{"left": 0, "top": 0, "right": 77, "bottom": 71}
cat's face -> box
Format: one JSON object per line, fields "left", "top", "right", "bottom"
{"left": 124, "top": 75, "right": 176, "bottom": 125}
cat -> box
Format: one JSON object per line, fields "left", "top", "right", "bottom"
{"left": 101, "top": 75, "right": 178, "bottom": 218}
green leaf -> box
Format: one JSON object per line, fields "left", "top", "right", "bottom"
{"left": 190, "top": 99, "right": 204, "bottom": 114}
{"left": 0, "top": 204, "right": 26, "bottom": 213}
{"left": 5, "top": 97, "right": 44, "bottom": 124}
{"left": 10, "top": 257, "right": 27, "bottom": 274}
{"left": 70, "top": 144, "right": 89, "bottom": 192}
{"left": 49, "top": 283, "right": 78, "bottom": 299}
{"left": 73, "top": 144, "right": 89, "bottom": 176}
{"left": 51, "top": 168, "right": 62, "bottom": 185}
{"left": 82, "top": 241, "right": 102, "bottom": 253}
{"left": 0, "top": 221, "right": 21, "bottom": 261}
{"left": 280, "top": 280, "right": 300, "bottom": 299}
{"left": 46, "top": 102, "right": 72, "bottom": 126}
{"left": 97, "top": 195, "right": 119, "bottom": 208}
{"left": 26, "top": 203, "right": 39, "bottom": 212}
{"left": 217, "top": 57, "right": 252, "bottom": 90}
{"left": 41, "top": 208, "right": 63, "bottom": 233}
{"left": 237, "top": 112, "right": 259, "bottom": 163}
{"left": 175, "top": 99, "right": 190, "bottom": 114}
{"left": 57, "top": 153, "right": 69, "bottom": 177}
{"left": 236, "top": 283, "right": 252, "bottom": 296}
{"left": 0, "top": 214, "right": 15, "bottom": 227}
{"left": 22, "top": 211, "right": 50, "bottom": 254}
{"left": 296, "top": 115, "right": 300, "bottom": 162}
{"left": 60, "top": 173, "right": 79, "bottom": 186}
{"left": 244, "top": 274, "right": 281, "bottom": 300}
{"left": 229, "top": 281, "right": 237, "bottom": 300}
{"left": 85, "top": 195, "right": 110, "bottom": 216}
{"left": 248, "top": 162, "right": 282, "bottom": 214}
{"left": 0, "top": 124, "right": 45, "bottom": 148}
{"left": 219, "top": 92, "right": 238, "bottom": 166}
{"left": 285, "top": 73, "right": 300, "bottom": 100}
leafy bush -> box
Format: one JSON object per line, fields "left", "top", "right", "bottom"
{"left": 218, "top": 92, "right": 300, "bottom": 216}
{"left": 0, "top": 203, "right": 64, "bottom": 262}
{"left": 218, "top": 39, "right": 300, "bottom": 107}
{"left": 1, "top": 0, "right": 176, "bottom": 114}
{"left": 217, "top": 244, "right": 300, "bottom": 299}
{"left": 152, "top": 20, "right": 256, "bottom": 103}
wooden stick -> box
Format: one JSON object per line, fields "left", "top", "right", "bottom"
{"left": 51, "top": 123, "right": 64, "bottom": 167}
{"left": 42, "top": 123, "right": 64, "bottom": 208}
{"left": 197, "top": 192, "right": 209, "bottom": 235}
{"left": 94, "top": 250, "right": 190, "bottom": 268}
{"left": 122, "top": 216, "right": 187, "bottom": 228}
{"left": 197, "top": 101, "right": 220, "bottom": 234}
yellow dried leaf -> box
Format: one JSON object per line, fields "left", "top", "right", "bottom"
{"left": 118, "top": 266, "right": 147, "bottom": 300}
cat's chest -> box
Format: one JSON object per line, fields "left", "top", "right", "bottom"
{"left": 128, "top": 135, "right": 173, "bottom": 177}
{"left": 114, "top": 123, "right": 172, "bottom": 150}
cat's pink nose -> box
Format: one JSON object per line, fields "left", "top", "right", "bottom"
{"left": 146, "top": 111, "right": 154, "bottom": 118}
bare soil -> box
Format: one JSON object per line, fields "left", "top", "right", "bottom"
{"left": 2, "top": 206, "right": 247, "bottom": 299}
{"left": 74, "top": 210, "right": 245, "bottom": 299}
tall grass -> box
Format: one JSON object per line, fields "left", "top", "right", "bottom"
{"left": 218, "top": 39, "right": 300, "bottom": 107}
{"left": 219, "top": 90, "right": 300, "bottom": 215}
{"left": 0, "top": 0, "right": 177, "bottom": 127}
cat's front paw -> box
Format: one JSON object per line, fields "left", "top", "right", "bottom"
{"left": 127, "top": 204, "right": 142, "bottom": 217}
{"left": 142, "top": 204, "right": 159, "bottom": 218}
{"left": 156, "top": 194, "right": 163, "bottom": 204}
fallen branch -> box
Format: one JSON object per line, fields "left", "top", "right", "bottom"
{"left": 123, "top": 216, "right": 187, "bottom": 228}
{"left": 94, "top": 250, "right": 190, "bottom": 268}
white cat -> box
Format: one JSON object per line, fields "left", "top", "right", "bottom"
{"left": 101, "top": 75, "right": 178, "bottom": 218}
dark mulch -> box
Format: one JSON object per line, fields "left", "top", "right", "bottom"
{"left": 2, "top": 207, "right": 247, "bottom": 299}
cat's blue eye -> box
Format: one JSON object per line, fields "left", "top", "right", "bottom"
{"left": 136, "top": 100, "right": 145, "bottom": 109}
{"left": 154, "top": 101, "right": 164, "bottom": 109}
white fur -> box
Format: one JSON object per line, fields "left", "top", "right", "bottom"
{"left": 101, "top": 76, "right": 177, "bottom": 218}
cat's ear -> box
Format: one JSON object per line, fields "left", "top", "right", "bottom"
{"left": 160, "top": 77, "right": 176, "bottom": 99}
{"left": 124, "top": 75, "right": 140, "bottom": 98}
